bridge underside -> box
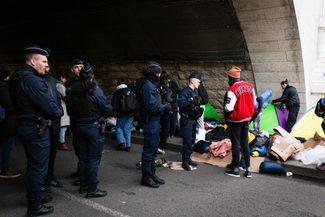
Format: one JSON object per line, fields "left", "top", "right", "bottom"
{"left": 0, "top": 0, "right": 248, "bottom": 63}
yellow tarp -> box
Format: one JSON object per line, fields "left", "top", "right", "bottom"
{"left": 291, "top": 108, "right": 325, "bottom": 139}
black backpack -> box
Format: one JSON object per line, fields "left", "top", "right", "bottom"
{"left": 120, "top": 88, "right": 137, "bottom": 113}
{"left": 315, "top": 98, "right": 325, "bottom": 118}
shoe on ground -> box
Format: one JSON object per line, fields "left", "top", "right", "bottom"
{"left": 244, "top": 171, "right": 252, "bottom": 178}
{"left": 151, "top": 173, "right": 165, "bottom": 185}
{"left": 116, "top": 143, "right": 126, "bottom": 151}
{"left": 86, "top": 188, "right": 107, "bottom": 198}
{"left": 40, "top": 186, "right": 52, "bottom": 194}
{"left": 225, "top": 168, "right": 240, "bottom": 178}
{"left": 124, "top": 147, "right": 131, "bottom": 152}
{"left": 316, "top": 163, "right": 325, "bottom": 171}
{"left": 47, "top": 177, "right": 63, "bottom": 188}
{"left": 182, "top": 162, "right": 192, "bottom": 171}
{"left": 73, "top": 179, "right": 80, "bottom": 186}
{"left": 70, "top": 171, "right": 79, "bottom": 178}
{"left": 40, "top": 194, "right": 52, "bottom": 204}
{"left": 58, "top": 143, "right": 71, "bottom": 151}
{"left": 79, "top": 186, "right": 88, "bottom": 194}
{"left": 157, "top": 148, "right": 166, "bottom": 155}
{"left": 188, "top": 159, "right": 198, "bottom": 167}
{"left": 141, "top": 173, "right": 160, "bottom": 188}
{"left": 27, "top": 204, "right": 54, "bottom": 217}
{"left": 0, "top": 169, "right": 21, "bottom": 178}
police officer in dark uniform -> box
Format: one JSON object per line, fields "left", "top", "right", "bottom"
{"left": 137, "top": 62, "right": 171, "bottom": 188}
{"left": 67, "top": 63, "right": 112, "bottom": 198}
{"left": 44, "top": 64, "right": 64, "bottom": 189}
{"left": 9, "top": 45, "right": 63, "bottom": 216}
{"left": 178, "top": 72, "right": 203, "bottom": 171}
{"left": 66, "top": 59, "right": 83, "bottom": 183}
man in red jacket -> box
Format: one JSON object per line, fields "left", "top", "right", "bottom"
{"left": 224, "top": 66, "right": 255, "bottom": 178}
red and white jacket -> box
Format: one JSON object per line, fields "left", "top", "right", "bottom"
{"left": 225, "top": 81, "right": 256, "bottom": 123}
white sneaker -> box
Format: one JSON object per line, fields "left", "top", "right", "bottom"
{"left": 157, "top": 148, "right": 165, "bottom": 155}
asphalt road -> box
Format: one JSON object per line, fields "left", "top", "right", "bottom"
{"left": 0, "top": 136, "right": 324, "bottom": 217}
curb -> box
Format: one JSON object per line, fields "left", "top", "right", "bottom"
{"left": 130, "top": 133, "right": 325, "bottom": 182}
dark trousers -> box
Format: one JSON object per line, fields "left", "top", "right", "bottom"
{"left": 287, "top": 105, "right": 300, "bottom": 133}
{"left": 180, "top": 117, "right": 197, "bottom": 162}
{"left": 141, "top": 117, "right": 160, "bottom": 173}
{"left": 0, "top": 136, "right": 16, "bottom": 171}
{"left": 18, "top": 121, "right": 50, "bottom": 208}
{"left": 159, "top": 117, "right": 170, "bottom": 150}
{"left": 169, "top": 108, "right": 178, "bottom": 137}
{"left": 76, "top": 123, "right": 104, "bottom": 189}
{"left": 47, "top": 132, "right": 59, "bottom": 179}
{"left": 228, "top": 121, "right": 250, "bottom": 169}
{"left": 72, "top": 126, "right": 79, "bottom": 157}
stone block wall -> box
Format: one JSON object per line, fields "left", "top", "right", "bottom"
{"left": 90, "top": 61, "right": 255, "bottom": 121}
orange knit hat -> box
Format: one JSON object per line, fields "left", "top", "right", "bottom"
{"left": 227, "top": 66, "right": 241, "bottom": 78}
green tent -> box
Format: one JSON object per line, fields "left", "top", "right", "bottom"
{"left": 249, "top": 104, "right": 279, "bottom": 134}
{"left": 204, "top": 103, "right": 221, "bottom": 122}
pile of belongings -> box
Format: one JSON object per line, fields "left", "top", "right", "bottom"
{"left": 249, "top": 131, "right": 270, "bottom": 157}
{"left": 268, "top": 126, "right": 304, "bottom": 162}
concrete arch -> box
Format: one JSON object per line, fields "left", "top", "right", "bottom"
{"left": 232, "top": 0, "right": 306, "bottom": 112}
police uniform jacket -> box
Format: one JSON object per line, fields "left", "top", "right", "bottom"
{"left": 139, "top": 75, "right": 167, "bottom": 119}
{"left": 10, "top": 64, "right": 63, "bottom": 121}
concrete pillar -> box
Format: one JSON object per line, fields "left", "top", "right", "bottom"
{"left": 232, "top": 0, "right": 306, "bottom": 113}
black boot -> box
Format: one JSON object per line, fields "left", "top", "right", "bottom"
{"left": 188, "top": 159, "right": 198, "bottom": 167}
{"left": 86, "top": 187, "right": 107, "bottom": 198}
{"left": 141, "top": 172, "right": 160, "bottom": 188}
{"left": 79, "top": 185, "right": 88, "bottom": 194}
{"left": 182, "top": 161, "right": 192, "bottom": 171}
{"left": 151, "top": 171, "right": 165, "bottom": 185}
{"left": 27, "top": 204, "right": 54, "bottom": 217}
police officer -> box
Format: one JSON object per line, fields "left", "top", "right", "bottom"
{"left": 67, "top": 63, "right": 112, "bottom": 198}
{"left": 137, "top": 61, "right": 170, "bottom": 188}
{"left": 9, "top": 45, "right": 63, "bottom": 216}
{"left": 178, "top": 72, "right": 203, "bottom": 171}
{"left": 44, "top": 64, "right": 64, "bottom": 189}
{"left": 66, "top": 59, "right": 84, "bottom": 182}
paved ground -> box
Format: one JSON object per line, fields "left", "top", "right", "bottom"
{"left": 1, "top": 136, "right": 324, "bottom": 217}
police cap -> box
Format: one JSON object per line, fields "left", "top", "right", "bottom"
{"left": 147, "top": 61, "right": 162, "bottom": 75}
{"left": 189, "top": 71, "right": 202, "bottom": 81}
{"left": 71, "top": 58, "right": 83, "bottom": 66}
{"left": 25, "top": 44, "right": 50, "bottom": 57}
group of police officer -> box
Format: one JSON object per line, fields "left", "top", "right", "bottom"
{"left": 7, "top": 44, "right": 256, "bottom": 216}
{"left": 8, "top": 45, "right": 114, "bottom": 216}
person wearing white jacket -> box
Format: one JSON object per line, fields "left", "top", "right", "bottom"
{"left": 56, "top": 73, "right": 71, "bottom": 151}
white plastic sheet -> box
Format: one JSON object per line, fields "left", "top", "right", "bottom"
{"left": 293, "top": 145, "right": 325, "bottom": 165}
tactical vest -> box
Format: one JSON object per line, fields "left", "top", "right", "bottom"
{"left": 180, "top": 87, "right": 203, "bottom": 120}
{"left": 9, "top": 70, "right": 43, "bottom": 117}
{"left": 66, "top": 81, "right": 99, "bottom": 117}
{"left": 137, "top": 79, "right": 162, "bottom": 115}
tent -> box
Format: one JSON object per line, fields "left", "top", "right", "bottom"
{"left": 249, "top": 104, "right": 279, "bottom": 134}
{"left": 204, "top": 103, "right": 221, "bottom": 122}
{"left": 290, "top": 107, "right": 325, "bottom": 139}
